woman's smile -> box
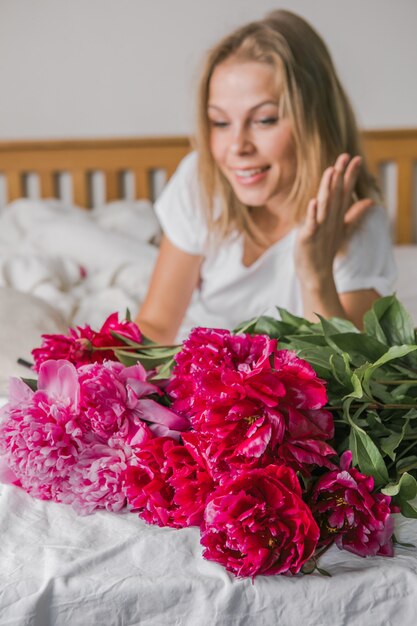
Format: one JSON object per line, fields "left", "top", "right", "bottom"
{"left": 208, "top": 58, "right": 297, "bottom": 214}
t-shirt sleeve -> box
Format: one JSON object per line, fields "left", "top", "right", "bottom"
{"left": 334, "top": 205, "right": 398, "bottom": 296}
{"left": 154, "top": 152, "right": 207, "bottom": 255}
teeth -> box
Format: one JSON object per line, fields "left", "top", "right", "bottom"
{"left": 235, "top": 167, "right": 267, "bottom": 178}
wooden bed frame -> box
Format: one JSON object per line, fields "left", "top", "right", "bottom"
{"left": 0, "top": 130, "right": 416, "bottom": 243}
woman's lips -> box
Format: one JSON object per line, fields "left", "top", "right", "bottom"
{"left": 232, "top": 165, "right": 270, "bottom": 185}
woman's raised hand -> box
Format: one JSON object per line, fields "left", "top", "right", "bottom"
{"left": 294, "top": 154, "right": 374, "bottom": 289}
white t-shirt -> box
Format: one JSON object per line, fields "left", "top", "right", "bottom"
{"left": 155, "top": 152, "right": 397, "bottom": 340}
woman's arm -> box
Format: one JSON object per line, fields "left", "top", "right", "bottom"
{"left": 295, "top": 154, "right": 378, "bottom": 328}
{"left": 135, "top": 236, "right": 203, "bottom": 344}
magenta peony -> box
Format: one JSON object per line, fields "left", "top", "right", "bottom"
{"left": 200, "top": 464, "right": 320, "bottom": 578}
{"left": 124, "top": 437, "right": 178, "bottom": 527}
{"left": 310, "top": 450, "right": 394, "bottom": 557}
{"left": 32, "top": 312, "right": 142, "bottom": 370}
{"left": 166, "top": 432, "right": 214, "bottom": 527}
{"left": 167, "top": 327, "right": 335, "bottom": 476}
{"left": 125, "top": 433, "right": 214, "bottom": 528}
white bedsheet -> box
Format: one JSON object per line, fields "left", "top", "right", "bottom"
{"left": 0, "top": 199, "right": 160, "bottom": 328}
{"left": 1, "top": 200, "right": 417, "bottom": 625}
{"left": 0, "top": 482, "right": 416, "bottom": 626}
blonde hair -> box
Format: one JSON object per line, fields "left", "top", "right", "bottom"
{"left": 195, "top": 9, "right": 380, "bottom": 243}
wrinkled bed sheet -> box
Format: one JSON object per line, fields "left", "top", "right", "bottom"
{"left": 0, "top": 199, "right": 161, "bottom": 328}
{"left": 0, "top": 483, "right": 416, "bottom": 626}
{"left": 1, "top": 200, "right": 417, "bottom": 625}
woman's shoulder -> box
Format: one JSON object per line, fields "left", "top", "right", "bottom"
{"left": 174, "top": 151, "right": 199, "bottom": 180}
{"left": 155, "top": 151, "right": 208, "bottom": 255}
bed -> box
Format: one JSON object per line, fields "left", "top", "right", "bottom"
{"left": 0, "top": 131, "right": 417, "bottom": 626}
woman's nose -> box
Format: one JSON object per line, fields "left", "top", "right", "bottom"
{"left": 230, "top": 126, "right": 254, "bottom": 155}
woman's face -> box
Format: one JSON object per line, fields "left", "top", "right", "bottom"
{"left": 208, "top": 59, "right": 297, "bottom": 214}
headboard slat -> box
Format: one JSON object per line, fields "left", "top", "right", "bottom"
{"left": 6, "top": 172, "right": 24, "bottom": 202}
{"left": 396, "top": 159, "right": 414, "bottom": 244}
{"left": 39, "top": 172, "right": 56, "bottom": 199}
{"left": 72, "top": 171, "right": 90, "bottom": 208}
{"left": 134, "top": 169, "right": 151, "bottom": 200}
{"left": 105, "top": 171, "right": 121, "bottom": 203}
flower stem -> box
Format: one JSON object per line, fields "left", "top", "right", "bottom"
{"left": 327, "top": 403, "right": 417, "bottom": 411}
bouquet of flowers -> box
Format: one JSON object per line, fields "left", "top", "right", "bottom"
{"left": 1, "top": 297, "right": 416, "bottom": 578}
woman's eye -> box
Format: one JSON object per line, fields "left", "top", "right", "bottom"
{"left": 210, "top": 120, "right": 229, "bottom": 128}
{"left": 254, "top": 117, "right": 278, "bottom": 127}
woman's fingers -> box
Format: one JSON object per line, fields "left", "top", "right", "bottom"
{"left": 344, "top": 198, "right": 374, "bottom": 225}
{"left": 316, "top": 166, "right": 334, "bottom": 223}
{"left": 334, "top": 153, "right": 350, "bottom": 174}
{"left": 316, "top": 154, "right": 350, "bottom": 224}
{"left": 343, "top": 155, "right": 362, "bottom": 207}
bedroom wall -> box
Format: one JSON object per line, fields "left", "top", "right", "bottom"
{"left": 0, "top": 0, "right": 416, "bottom": 140}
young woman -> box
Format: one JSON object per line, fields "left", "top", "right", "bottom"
{"left": 136, "top": 9, "right": 396, "bottom": 343}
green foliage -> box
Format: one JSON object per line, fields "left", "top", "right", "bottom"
{"left": 237, "top": 295, "right": 417, "bottom": 518}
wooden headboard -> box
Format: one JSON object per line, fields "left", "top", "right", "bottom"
{"left": 0, "top": 130, "right": 416, "bottom": 243}
{"left": 0, "top": 136, "right": 190, "bottom": 207}
{"left": 362, "top": 129, "right": 417, "bottom": 244}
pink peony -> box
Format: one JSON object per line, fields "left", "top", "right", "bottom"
{"left": 77, "top": 360, "right": 189, "bottom": 447}
{"left": 166, "top": 327, "right": 334, "bottom": 476}
{"left": 125, "top": 434, "right": 214, "bottom": 528}
{"left": 60, "top": 443, "right": 128, "bottom": 515}
{"left": 166, "top": 432, "right": 214, "bottom": 527}
{"left": 32, "top": 312, "right": 142, "bottom": 370}
{"left": 0, "top": 360, "right": 83, "bottom": 500}
{"left": 310, "top": 450, "right": 394, "bottom": 557}
{"left": 167, "top": 328, "right": 278, "bottom": 416}
{"left": 201, "top": 464, "right": 319, "bottom": 578}
{"left": 124, "top": 437, "right": 178, "bottom": 527}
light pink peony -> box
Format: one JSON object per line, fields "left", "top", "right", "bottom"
{"left": 310, "top": 450, "right": 394, "bottom": 557}
{"left": 201, "top": 464, "right": 320, "bottom": 578}
{"left": 77, "top": 360, "right": 189, "bottom": 446}
{"left": 0, "top": 360, "right": 82, "bottom": 500}
{"left": 32, "top": 312, "right": 142, "bottom": 370}
{"left": 60, "top": 443, "right": 128, "bottom": 515}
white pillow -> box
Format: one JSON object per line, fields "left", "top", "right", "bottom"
{"left": 0, "top": 288, "right": 69, "bottom": 396}
{"left": 92, "top": 200, "right": 161, "bottom": 244}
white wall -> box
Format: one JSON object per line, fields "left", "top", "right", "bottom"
{"left": 0, "top": 0, "right": 416, "bottom": 140}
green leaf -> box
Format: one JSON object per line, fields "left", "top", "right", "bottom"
{"left": 399, "top": 500, "right": 417, "bottom": 519}
{"left": 362, "top": 345, "right": 417, "bottom": 395}
{"left": 318, "top": 315, "right": 359, "bottom": 335}
{"left": 21, "top": 377, "right": 38, "bottom": 392}
{"left": 151, "top": 358, "right": 176, "bottom": 381}
{"left": 253, "top": 317, "right": 293, "bottom": 338}
{"left": 380, "top": 417, "right": 410, "bottom": 461}
{"left": 382, "top": 473, "right": 417, "bottom": 518}
{"left": 396, "top": 455, "right": 417, "bottom": 475}
{"left": 113, "top": 351, "right": 141, "bottom": 367}
{"left": 316, "top": 567, "right": 332, "bottom": 577}
{"left": 124, "top": 308, "right": 132, "bottom": 322}
{"left": 328, "top": 333, "right": 387, "bottom": 366}
{"left": 382, "top": 473, "right": 417, "bottom": 499}
{"left": 276, "top": 307, "right": 315, "bottom": 332}
{"left": 234, "top": 316, "right": 261, "bottom": 334}
{"left": 363, "top": 295, "right": 416, "bottom": 347}
{"left": 348, "top": 422, "right": 389, "bottom": 487}
{"left": 377, "top": 296, "right": 415, "bottom": 346}
{"left": 110, "top": 330, "right": 144, "bottom": 348}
